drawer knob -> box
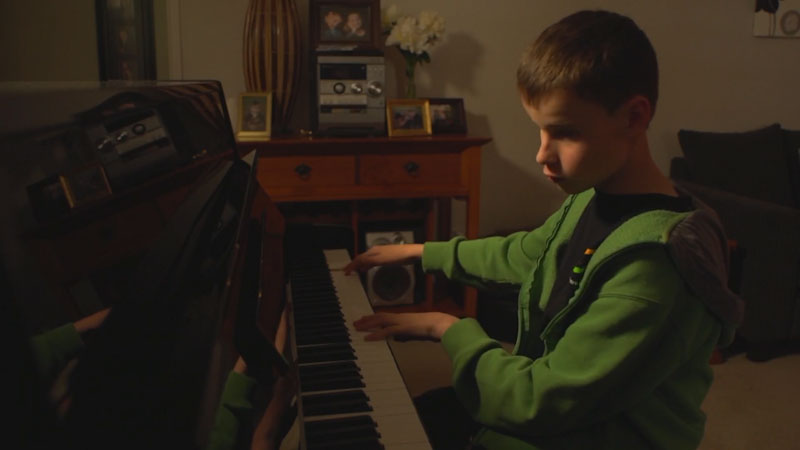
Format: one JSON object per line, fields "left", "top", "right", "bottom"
{"left": 294, "top": 163, "right": 312, "bottom": 179}
{"left": 404, "top": 161, "right": 420, "bottom": 176}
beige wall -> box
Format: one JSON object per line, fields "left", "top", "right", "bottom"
{"left": 4, "top": 1, "right": 799, "bottom": 236}
{"left": 0, "top": 0, "right": 99, "bottom": 81}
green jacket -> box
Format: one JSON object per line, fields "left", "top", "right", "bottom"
{"left": 423, "top": 189, "right": 743, "bottom": 450}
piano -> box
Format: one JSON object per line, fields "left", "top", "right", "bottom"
{"left": 1, "top": 81, "right": 430, "bottom": 449}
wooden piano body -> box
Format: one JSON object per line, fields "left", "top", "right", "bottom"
{"left": 1, "top": 81, "right": 430, "bottom": 449}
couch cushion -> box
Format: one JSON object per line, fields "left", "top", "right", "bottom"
{"left": 783, "top": 128, "right": 800, "bottom": 206}
{"left": 678, "top": 123, "right": 797, "bottom": 207}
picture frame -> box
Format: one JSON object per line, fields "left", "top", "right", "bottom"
{"left": 237, "top": 92, "right": 273, "bottom": 141}
{"left": 386, "top": 99, "right": 432, "bottom": 137}
{"left": 59, "top": 163, "right": 113, "bottom": 208}
{"left": 95, "top": 0, "right": 157, "bottom": 81}
{"left": 428, "top": 98, "right": 468, "bottom": 134}
{"left": 27, "top": 175, "right": 71, "bottom": 222}
{"left": 310, "top": 0, "right": 382, "bottom": 51}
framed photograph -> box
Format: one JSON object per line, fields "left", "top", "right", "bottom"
{"left": 428, "top": 98, "right": 468, "bottom": 134}
{"left": 237, "top": 92, "right": 273, "bottom": 141}
{"left": 59, "top": 163, "right": 113, "bottom": 208}
{"left": 386, "top": 99, "right": 432, "bottom": 137}
{"left": 95, "top": 0, "right": 156, "bottom": 81}
{"left": 310, "top": 0, "right": 381, "bottom": 51}
{"left": 27, "top": 175, "right": 71, "bottom": 222}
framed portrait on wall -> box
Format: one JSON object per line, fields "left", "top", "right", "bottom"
{"left": 310, "top": 0, "right": 382, "bottom": 51}
{"left": 386, "top": 99, "right": 432, "bottom": 137}
{"left": 237, "top": 92, "right": 273, "bottom": 141}
{"left": 95, "top": 0, "right": 157, "bottom": 80}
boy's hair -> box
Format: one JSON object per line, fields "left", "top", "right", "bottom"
{"left": 517, "top": 10, "right": 658, "bottom": 116}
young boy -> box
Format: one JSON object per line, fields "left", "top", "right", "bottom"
{"left": 346, "top": 10, "right": 743, "bottom": 450}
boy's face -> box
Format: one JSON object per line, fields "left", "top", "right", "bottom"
{"left": 522, "top": 89, "right": 634, "bottom": 194}
{"left": 347, "top": 13, "right": 362, "bottom": 30}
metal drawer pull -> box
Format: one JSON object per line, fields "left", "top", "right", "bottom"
{"left": 404, "top": 161, "right": 420, "bottom": 176}
{"left": 294, "top": 163, "right": 312, "bottom": 178}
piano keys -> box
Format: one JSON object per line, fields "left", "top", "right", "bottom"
{"left": 287, "top": 248, "right": 432, "bottom": 450}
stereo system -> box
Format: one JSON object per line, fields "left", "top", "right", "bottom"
{"left": 313, "top": 54, "right": 385, "bottom": 136}
{"left": 85, "top": 108, "right": 179, "bottom": 190}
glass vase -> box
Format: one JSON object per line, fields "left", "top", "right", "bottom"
{"left": 404, "top": 52, "right": 418, "bottom": 98}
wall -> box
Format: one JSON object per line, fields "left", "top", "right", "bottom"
{"left": 4, "top": 1, "right": 799, "bottom": 236}
{"left": 0, "top": 0, "right": 99, "bottom": 81}
{"left": 171, "top": 0, "right": 800, "bottom": 236}
{"left": 0, "top": 0, "right": 170, "bottom": 82}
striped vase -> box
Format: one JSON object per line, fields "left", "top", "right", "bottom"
{"left": 243, "top": 0, "right": 302, "bottom": 135}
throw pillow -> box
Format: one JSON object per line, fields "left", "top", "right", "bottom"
{"left": 678, "top": 123, "right": 796, "bottom": 207}
{"left": 783, "top": 128, "right": 800, "bottom": 206}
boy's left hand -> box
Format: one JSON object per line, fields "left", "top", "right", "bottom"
{"left": 353, "top": 312, "right": 459, "bottom": 341}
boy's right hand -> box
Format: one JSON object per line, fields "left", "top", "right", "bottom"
{"left": 343, "top": 244, "right": 424, "bottom": 275}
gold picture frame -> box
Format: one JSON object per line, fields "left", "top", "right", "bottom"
{"left": 59, "top": 163, "right": 113, "bottom": 208}
{"left": 237, "top": 92, "right": 272, "bottom": 141}
{"left": 386, "top": 98, "right": 432, "bottom": 137}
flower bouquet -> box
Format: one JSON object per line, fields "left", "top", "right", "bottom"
{"left": 382, "top": 5, "right": 446, "bottom": 98}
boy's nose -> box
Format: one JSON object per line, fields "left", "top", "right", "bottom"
{"left": 535, "top": 132, "right": 553, "bottom": 166}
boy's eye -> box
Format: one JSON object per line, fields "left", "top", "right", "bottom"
{"left": 549, "top": 128, "right": 580, "bottom": 139}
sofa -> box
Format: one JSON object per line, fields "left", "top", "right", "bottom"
{"left": 670, "top": 123, "right": 800, "bottom": 361}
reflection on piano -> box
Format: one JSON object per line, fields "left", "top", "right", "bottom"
{"left": 2, "top": 81, "right": 431, "bottom": 449}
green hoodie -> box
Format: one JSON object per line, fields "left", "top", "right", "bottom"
{"left": 422, "top": 189, "right": 743, "bottom": 450}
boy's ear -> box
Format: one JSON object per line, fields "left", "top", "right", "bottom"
{"left": 624, "top": 95, "right": 653, "bottom": 130}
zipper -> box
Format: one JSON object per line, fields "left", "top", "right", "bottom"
{"left": 540, "top": 242, "right": 662, "bottom": 354}
{"left": 517, "top": 195, "right": 577, "bottom": 354}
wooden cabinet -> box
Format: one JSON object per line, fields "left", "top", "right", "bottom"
{"left": 241, "top": 135, "right": 490, "bottom": 317}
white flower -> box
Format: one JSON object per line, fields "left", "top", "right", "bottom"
{"left": 384, "top": 9, "right": 445, "bottom": 56}
{"left": 382, "top": 4, "right": 400, "bottom": 31}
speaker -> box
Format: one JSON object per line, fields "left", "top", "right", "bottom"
{"left": 365, "top": 231, "right": 415, "bottom": 306}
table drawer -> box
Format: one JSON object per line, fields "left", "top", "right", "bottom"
{"left": 359, "top": 153, "right": 461, "bottom": 185}
{"left": 259, "top": 155, "right": 356, "bottom": 187}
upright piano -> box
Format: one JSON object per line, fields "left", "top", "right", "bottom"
{"left": 1, "top": 81, "right": 430, "bottom": 449}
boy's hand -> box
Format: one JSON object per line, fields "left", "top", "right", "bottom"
{"left": 73, "top": 308, "right": 111, "bottom": 334}
{"left": 343, "top": 244, "right": 424, "bottom": 275}
{"left": 353, "top": 312, "right": 459, "bottom": 341}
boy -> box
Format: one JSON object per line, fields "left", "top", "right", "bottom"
{"left": 346, "top": 10, "right": 743, "bottom": 450}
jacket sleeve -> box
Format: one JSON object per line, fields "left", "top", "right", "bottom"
{"left": 206, "top": 371, "right": 258, "bottom": 450}
{"left": 422, "top": 198, "right": 571, "bottom": 287}
{"left": 440, "top": 246, "right": 712, "bottom": 436}
{"left": 29, "top": 323, "right": 85, "bottom": 384}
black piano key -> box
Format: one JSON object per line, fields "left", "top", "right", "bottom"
{"left": 306, "top": 438, "right": 384, "bottom": 450}
{"left": 301, "top": 375, "right": 365, "bottom": 392}
{"left": 305, "top": 415, "right": 381, "bottom": 448}
{"left": 293, "top": 307, "right": 341, "bottom": 317}
{"left": 302, "top": 389, "right": 372, "bottom": 416}
{"left": 292, "top": 295, "right": 340, "bottom": 305}
{"left": 300, "top": 362, "right": 364, "bottom": 391}
{"left": 299, "top": 361, "right": 360, "bottom": 377}
{"left": 292, "top": 302, "right": 341, "bottom": 314}
{"left": 294, "top": 317, "right": 345, "bottom": 328}
{"left": 296, "top": 330, "right": 350, "bottom": 346}
{"left": 294, "top": 324, "right": 349, "bottom": 338}
{"left": 304, "top": 414, "right": 376, "bottom": 436}
{"left": 297, "top": 343, "right": 356, "bottom": 364}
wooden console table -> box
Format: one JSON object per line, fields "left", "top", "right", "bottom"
{"left": 239, "top": 135, "right": 490, "bottom": 318}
